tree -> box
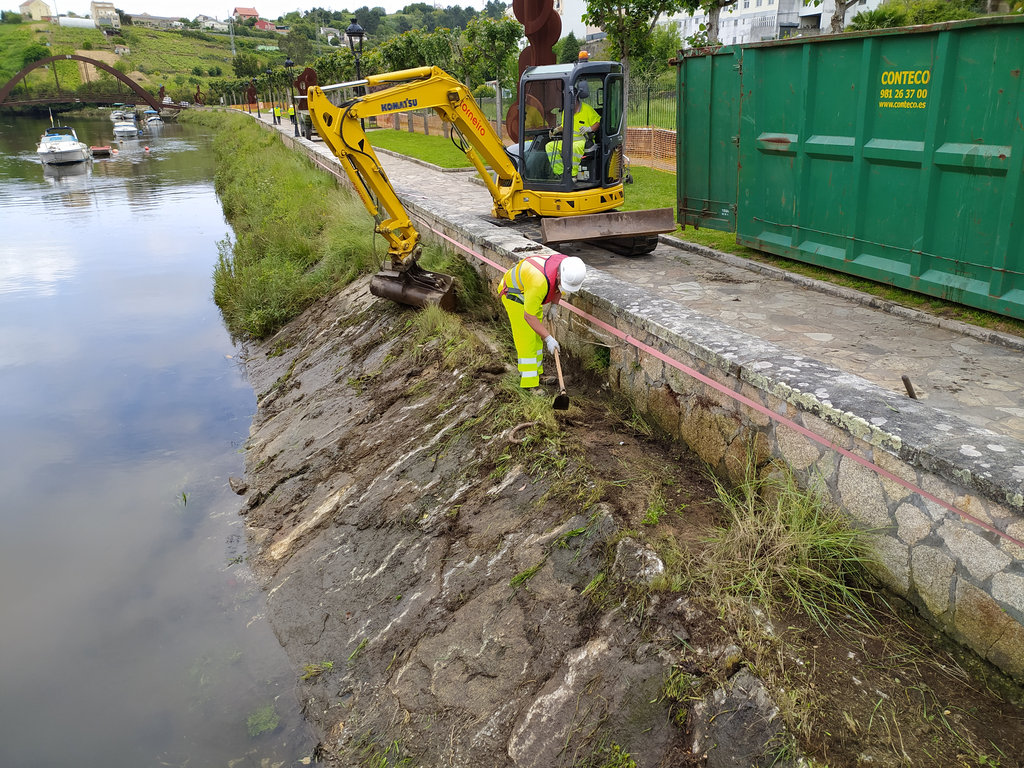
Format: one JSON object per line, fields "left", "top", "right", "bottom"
{"left": 22, "top": 43, "right": 51, "bottom": 68}
{"left": 232, "top": 52, "right": 262, "bottom": 78}
{"left": 583, "top": 0, "right": 688, "bottom": 92}
{"left": 1, "top": 10, "right": 23, "bottom": 23}
{"left": 456, "top": 15, "right": 523, "bottom": 89}
{"left": 115, "top": 8, "right": 131, "bottom": 25}
{"left": 483, "top": 0, "right": 508, "bottom": 19}
{"left": 281, "top": 28, "right": 315, "bottom": 64}
{"left": 555, "top": 31, "right": 582, "bottom": 63}
{"left": 353, "top": 6, "right": 387, "bottom": 36}
{"left": 632, "top": 21, "right": 681, "bottom": 82}
{"left": 828, "top": 0, "right": 862, "bottom": 33}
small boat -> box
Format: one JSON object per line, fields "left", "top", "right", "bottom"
{"left": 37, "top": 125, "right": 90, "bottom": 165}
{"left": 110, "top": 109, "right": 126, "bottom": 120}
{"left": 113, "top": 119, "right": 140, "bottom": 137}
{"left": 143, "top": 109, "right": 163, "bottom": 125}
{"left": 90, "top": 145, "right": 112, "bottom": 157}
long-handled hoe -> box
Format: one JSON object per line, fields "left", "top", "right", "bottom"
{"left": 553, "top": 348, "right": 569, "bottom": 410}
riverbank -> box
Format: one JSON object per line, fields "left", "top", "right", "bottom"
{"left": 191, "top": 108, "right": 1024, "bottom": 765}
{"left": 237, "top": 275, "right": 1024, "bottom": 767}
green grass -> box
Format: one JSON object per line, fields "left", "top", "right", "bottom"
{"left": 621, "top": 165, "right": 676, "bottom": 214}
{"left": 0, "top": 23, "right": 37, "bottom": 81}
{"left": 693, "top": 452, "right": 877, "bottom": 631}
{"left": 182, "top": 109, "right": 380, "bottom": 340}
{"left": 366, "top": 127, "right": 473, "bottom": 169}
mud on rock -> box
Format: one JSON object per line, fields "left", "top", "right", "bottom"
{"left": 237, "top": 277, "right": 1024, "bottom": 768}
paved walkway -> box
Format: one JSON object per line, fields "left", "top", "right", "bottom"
{"left": 258, "top": 113, "right": 1024, "bottom": 443}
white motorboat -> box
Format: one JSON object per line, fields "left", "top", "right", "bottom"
{"left": 143, "top": 109, "right": 163, "bottom": 125}
{"left": 113, "top": 119, "right": 140, "bottom": 137}
{"left": 36, "top": 125, "right": 90, "bottom": 165}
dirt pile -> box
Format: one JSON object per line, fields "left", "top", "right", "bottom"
{"left": 237, "top": 277, "right": 1024, "bottom": 768}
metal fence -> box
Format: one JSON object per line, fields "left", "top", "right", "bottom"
{"left": 627, "top": 80, "right": 677, "bottom": 131}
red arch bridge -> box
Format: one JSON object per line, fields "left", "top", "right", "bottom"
{"left": 0, "top": 54, "right": 189, "bottom": 111}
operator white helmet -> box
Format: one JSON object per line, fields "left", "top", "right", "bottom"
{"left": 558, "top": 256, "right": 586, "bottom": 294}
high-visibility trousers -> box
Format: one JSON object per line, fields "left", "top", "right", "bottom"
{"left": 548, "top": 138, "right": 585, "bottom": 177}
{"left": 501, "top": 296, "right": 544, "bottom": 388}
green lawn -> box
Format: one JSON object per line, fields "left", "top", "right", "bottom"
{"left": 367, "top": 127, "right": 473, "bottom": 169}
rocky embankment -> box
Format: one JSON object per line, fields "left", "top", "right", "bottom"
{"left": 235, "top": 277, "right": 1024, "bottom": 768}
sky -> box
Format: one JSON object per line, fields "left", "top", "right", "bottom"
{"left": 52, "top": 0, "right": 492, "bottom": 22}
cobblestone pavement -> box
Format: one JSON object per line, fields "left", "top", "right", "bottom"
{"left": 260, "top": 114, "right": 1024, "bottom": 442}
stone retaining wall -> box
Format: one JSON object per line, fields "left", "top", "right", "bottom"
{"left": 278, "top": 130, "right": 1024, "bottom": 681}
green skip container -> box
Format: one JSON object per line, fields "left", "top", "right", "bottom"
{"left": 675, "top": 16, "right": 1024, "bottom": 320}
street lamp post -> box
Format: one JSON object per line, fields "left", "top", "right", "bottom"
{"left": 253, "top": 79, "right": 261, "bottom": 118}
{"left": 345, "top": 18, "right": 365, "bottom": 129}
{"left": 284, "top": 57, "right": 299, "bottom": 137}
{"left": 266, "top": 66, "right": 277, "bottom": 124}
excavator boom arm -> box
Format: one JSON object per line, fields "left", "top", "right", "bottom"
{"left": 307, "top": 67, "right": 523, "bottom": 269}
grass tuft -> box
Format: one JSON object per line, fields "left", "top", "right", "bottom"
{"left": 696, "top": 451, "right": 877, "bottom": 631}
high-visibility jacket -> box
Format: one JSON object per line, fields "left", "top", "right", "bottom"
{"left": 288, "top": 105, "right": 295, "bottom": 117}
{"left": 499, "top": 253, "right": 567, "bottom": 387}
{"left": 499, "top": 253, "right": 566, "bottom": 317}
{"left": 561, "top": 99, "right": 600, "bottom": 138}
{"left": 274, "top": 106, "right": 281, "bottom": 117}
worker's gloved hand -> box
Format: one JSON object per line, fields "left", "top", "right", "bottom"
{"left": 545, "top": 335, "right": 560, "bottom": 354}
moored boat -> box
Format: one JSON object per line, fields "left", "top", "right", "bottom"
{"left": 37, "top": 125, "right": 90, "bottom": 165}
{"left": 113, "top": 119, "right": 140, "bottom": 137}
{"left": 143, "top": 109, "right": 163, "bottom": 125}
{"left": 90, "top": 145, "right": 112, "bottom": 157}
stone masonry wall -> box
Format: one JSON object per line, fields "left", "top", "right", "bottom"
{"left": 279, "top": 131, "right": 1024, "bottom": 681}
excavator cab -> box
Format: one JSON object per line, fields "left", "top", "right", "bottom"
{"left": 518, "top": 59, "right": 625, "bottom": 193}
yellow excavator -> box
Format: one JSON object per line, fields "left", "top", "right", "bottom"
{"left": 306, "top": 55, "right": 674, "bottom": 309}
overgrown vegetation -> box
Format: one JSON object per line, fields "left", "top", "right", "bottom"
{"left": 694, "top": 452, "right": 877, "bottom": 630}
{"left": 180, "top": 109, "right": 380, "bottom": 339}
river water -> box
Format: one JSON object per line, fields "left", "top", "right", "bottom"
{"left": 0, "top": 114, "right": 314, "bottom": 767}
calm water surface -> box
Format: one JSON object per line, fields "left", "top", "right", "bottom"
{"left": 0, "top": 114, "right": 314, "bottom": 767}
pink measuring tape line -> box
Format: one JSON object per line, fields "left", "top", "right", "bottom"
{"left": 421, "top": 218, "right": 1024, "bottom": 551}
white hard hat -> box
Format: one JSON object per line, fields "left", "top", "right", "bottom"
{"left": 558, "top": 256, "right": 586, "bottom": 294}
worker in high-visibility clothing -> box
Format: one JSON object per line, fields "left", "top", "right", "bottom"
{"left": 499, "top": 254, "right": 587, "bottom": 389}
{"left": 273, "top": 105, "right": 281, "bottom": 124}
{"left": 548, "top": 80, "right": 600, "bottom": 178}
{"left": 288, "top": 104, "right": 296, "bottom": 124}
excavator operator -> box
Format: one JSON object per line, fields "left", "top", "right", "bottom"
{"left": 547, "top": 81, "right": 600, "bottom": 178}
{"left": 499, "top": 254, "right": 587, "bottom": 390}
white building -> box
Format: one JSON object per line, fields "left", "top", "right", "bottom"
{"left": 195, "top": 14, "right": 229, "bottom": 31}
{"left": 669, "top": 0, "right": 881, "bottom": 46}
{"left": 90, "top": 1, "right": 120, "bottom": 28}
{"left": 19, "top": 0, "right": 51, "bottom": 21}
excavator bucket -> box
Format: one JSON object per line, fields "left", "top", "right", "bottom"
{"left": 370, "top": 263, "right": 457, "bottom": 311}
{"left": 540, "top": 207, "right": 677, "bottom": 256}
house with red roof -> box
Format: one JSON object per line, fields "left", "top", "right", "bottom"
{"left": 232, "top": 7, "right": 258, "bottom": 20}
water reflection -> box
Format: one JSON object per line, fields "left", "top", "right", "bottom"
{"left": 0, "top": 113, "right": 314, "bottom": 767}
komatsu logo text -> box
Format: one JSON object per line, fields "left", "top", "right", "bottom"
{"left": 381, "top": 98, "right": 417, "bottom": 112}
